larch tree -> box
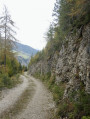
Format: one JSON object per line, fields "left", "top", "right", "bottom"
{"left": 0, "top": 6, "right": 16, "bottom": 70}
{"left": 53, "top": 0, "right": 90, "bottom": 39}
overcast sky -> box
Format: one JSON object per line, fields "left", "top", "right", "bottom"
{"left": 0, "top": 0, "right": 56, "bottom": 50}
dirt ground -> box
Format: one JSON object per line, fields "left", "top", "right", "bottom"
{"left": 0, "top": 73, "right": 55, "bottom": 119}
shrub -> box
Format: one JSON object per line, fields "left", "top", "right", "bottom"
{"left": 57, "top": 102, "right": 68, "bottom": 117}
{"left": 0, "top": 74, "right": 12, "bottom": 88}
{"left": 82, "top": 116, "right": 90, "bottom": 119}
{"left": 74, "top": 91, "right": 90, "bottom": 118}
{"left": 0, "top": 78, "right": 4, "bottom": 89}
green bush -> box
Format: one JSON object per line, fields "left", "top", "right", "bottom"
{"left": 74, "top": 91, "right": 90, "bottom": 118}
{"left": 82, "top": 116, "right": 90, "bottom": 119}
{"left": 58, "top": 102, "right": 68, "bottom": 117}
{"left": 0, "top": 78, "right": 4, "bottom": 89}
{"left": 0, "top": 73, "right": 21, "bottom": 89}
{"left": 0, "top": 74, "right": 12, "bottom": 88}
{"left": 11, "top": 74, "right": 21, "bottom": 87}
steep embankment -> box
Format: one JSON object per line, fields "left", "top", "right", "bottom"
{"left": 29, "top": 23, "right": 90, "bottom": 118}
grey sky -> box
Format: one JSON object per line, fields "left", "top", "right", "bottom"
{"left": 0, "top": 0, "right": 55, "bottom": 50}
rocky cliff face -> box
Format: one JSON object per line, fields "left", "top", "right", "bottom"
{"left": 29, "top": 23, "right": 90, "bottom": 97}
{"left": 56, "top": 24, "right": 90, "bottom": 96}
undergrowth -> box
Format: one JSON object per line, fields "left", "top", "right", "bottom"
{"left": 0, "top": 73, "right": 21, "bottom": 90}
{"left": 33, "top": 72, "right": 90, "bottom": 119}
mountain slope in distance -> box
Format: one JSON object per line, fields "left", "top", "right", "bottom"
{"left": 15, "top": 42, "right": 38, "bottom": 55}
{"left": 13, "top": 42, "right": 38, "bottom": 66}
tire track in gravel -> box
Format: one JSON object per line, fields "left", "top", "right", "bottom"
{"left": 0, "top": 73, "right": 55, "bottom": 119}
{"left": 0, "top": 73, "right": 29, "bottom": 116}
{"left": 14, "top": 75, "right": 55, "bottom": 119}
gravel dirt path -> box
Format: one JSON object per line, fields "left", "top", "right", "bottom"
{"left": 0, "top": 73, "right": 55, "bottom": 119}
{"left": 0, "top": 74, "right": 29, "bottom": 115}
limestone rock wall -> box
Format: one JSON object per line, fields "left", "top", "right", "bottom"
{"left": 56, "top": 24, "right": 90, "bottom": 96}
{"left": 29, "top": 23, "right": 90, "bottom": 96}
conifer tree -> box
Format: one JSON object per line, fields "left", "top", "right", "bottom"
{"left": 0, "top": 6, "right": 16, "bottom": 70}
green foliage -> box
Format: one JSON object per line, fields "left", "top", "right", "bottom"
{"left": 74, "top": 91, "right": 90, "bottom": 118}
{"left": 0, "top": 73, "right": 21, "bottom": 89}
{"left": 29, "top": 50, "right": 45, "bottom": 66}
{"left": 0, "top": 74, "right": 12, "bottom": 88}
{"left": 11, "top": 74, "right": 22, "bottom": 87}
{"left": 0, "top": 48, "right": 22, "bottom": 89}
{"left": 1, "top": 74, "right": 11, "bottom": 86}
{"left": 6, "top": 57, "right": 20, "bottom": 77}
{"left": 53, "top": 0, "right": 90, "bottom": 37}
{"left": 0, "top": 79, "right": 4, "bottom": 89}
{"left": 82, "top": 116, "right": 90, "bottom": 119}
{"left": 52, "top": 85, "right": 62, "bottom": 103}
{"left": 22, "top": 66, "right": 27, "bottom": 72}
{"left": 58, "top": 102, "right": 69, "bottom": 117}
{"left": 56, "top": 89, "right": 90, "bottom": 119}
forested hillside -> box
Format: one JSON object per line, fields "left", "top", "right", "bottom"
{"left": 13, "top": 42, "right": 38, "bottom": 66}
{"left": 14, "top": 42, "right": 38, "bottom": 55}
{"left": 29, "top": 0, "right": 90, "bottom": 119}
{"left": 0, "top": 6, "right": 23, "bottom": 89}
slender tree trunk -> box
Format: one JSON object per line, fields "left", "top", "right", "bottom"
{"left": 4, "top": 16, "right": 7, "bottom": 71}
